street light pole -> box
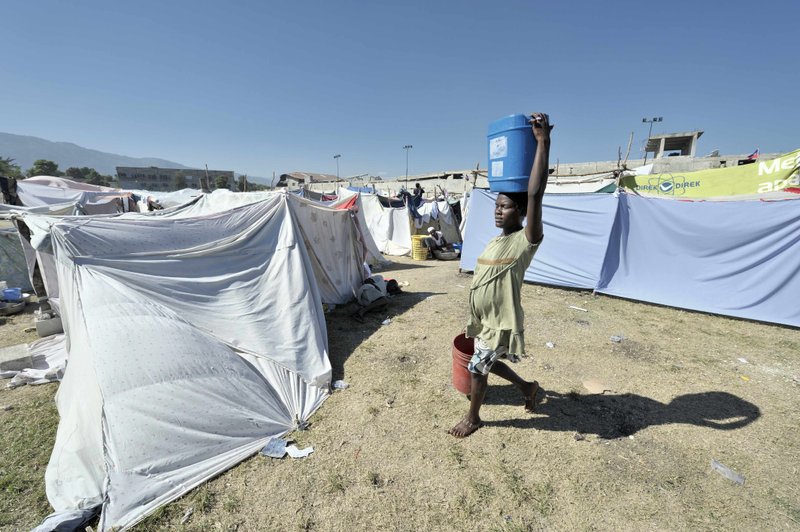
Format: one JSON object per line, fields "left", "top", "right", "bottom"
{"left": 333, "top": 154, "right": 341, "bottom": 180}
{"left": 403, "top": 145, "right": 413, "bottom": 189}
{"left": 641, "top": 117, "right": 663, "bottom": 165}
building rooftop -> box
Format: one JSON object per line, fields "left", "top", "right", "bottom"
{"left": 645, "top": 130, "right": 704, "bottom": 155}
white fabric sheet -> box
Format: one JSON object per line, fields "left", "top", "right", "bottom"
{"left": 360, "top": 194, "right": 412, "bottom": 255}
{"left": 43, "top": 194, "right": 332, "bottom": 530}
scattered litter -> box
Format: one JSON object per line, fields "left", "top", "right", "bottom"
{"left": 456, "top": 284, "right": 465, "bottom": 288}
{"left": 574, "top": 433, "right": 585, "bottom": 441}
{"left": 793, "top": 375, "right": 800, "bottom": 384}
{"left": 381, "top": 318, "right": 392, "bottom": 325}
{"left": 261, "top": 438, "right": 314, "bottom": 459}
{"left": 610, "top": 335, "right": 625, "bottom": 343}
{"left": 261, "top": 438, "right": 288, "bottom": 458}
{"left": 568, "top": 305, "right": 588, "bottom": 312}
{"left": 1, "top": 405, "right": 13, "bottom": 411}
{"left": 23, "top": 326, "right": 36, "bottom": 333}
{"left": 711, "top": 459, "right": 745, "bottom": 485}
{"left": 385, "top": 397, "right": 395, "bottom": 408}
{"left": 740, "top": 375, "right": 750, "bottom": 382}
{"left": 545, "top": 342, "right": 555, "bottom": 349}
{"left": 286, "top": 444, "right": 314, "bottom": 459}
{"left": 504, "top": 515, "right": 513, "bottom": 522}
{"left": 332, "top": 380, "right": 349, "bottom": 390}
{"left": 737, "top": 357, "right": 748, "bottom": 364}
{"left": 180, "top": 507, "right": 194, "bottom": 524}
{"left": 582, "top": 378, "right": 610, "bottom": 394}
{"left": 628, "top": 435, "right": 634, "bottom": 440}
{"left": 398, "top": 281, "right": 410, "bottom": 287}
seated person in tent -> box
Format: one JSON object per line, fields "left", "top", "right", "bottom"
{"left": 351, "top": 275, "right": 401, "bottom": 322}
{"left": 449, "top": 112, "right": 552, "bottom": 438}
{"left": 423, "top": 226, "right": 447, "bottom": 255}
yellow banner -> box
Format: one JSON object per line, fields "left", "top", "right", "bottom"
{"left": 620, "top": 149, "right": 800, "bottom": 198}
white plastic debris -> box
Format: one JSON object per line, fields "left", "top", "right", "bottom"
{"left": 286, "top": 445, "right": 314, "bottom": 459}
{"left": 711, "top": 459, "right": 745, "bottom": 485}
{"left": 180, "top": 507, "right": 194, "bottom": 524}
{"left": 610, "top": 335, "right": 625, "bottom": 343}
{"left": 568, "top": 305, "right": 588, "bottom": 312}
{"left": 737, "top": 357, "right": 748, "bottom": 364}
{"left": 381, "top": 318, "right": 391, "bottom": 325}
{"left": 332, "top": 380, "right": 349, "bottom": 390}
{"left": 545, "top": 342, "right": 555, "bottom": 349}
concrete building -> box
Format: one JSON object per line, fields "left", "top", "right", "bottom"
{"left": 645, "top": 131, "right": 703, "bottom": 159}
{"left": 116, "top": 167, "right": 234, "bottom": 191}
{"left": 276, "top": 172, "right": 341, "bottom": 189}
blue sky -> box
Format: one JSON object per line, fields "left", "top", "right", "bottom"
{"left": 2, "top": 0, "right": 797, "bottom": 179}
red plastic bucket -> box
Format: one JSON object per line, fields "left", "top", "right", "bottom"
{"left": 452, "top": 333, "right": 474, "bottom": 395}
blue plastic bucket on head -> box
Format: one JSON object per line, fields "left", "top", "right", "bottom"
{"left": 3, "top": 288, "right": 22, "bottom": 301}
{"left": 487, "top": 113, "right": 537, "bottom": 193}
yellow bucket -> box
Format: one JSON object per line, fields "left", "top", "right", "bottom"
{"left": 411, "top": 235, "right": 428, "bottom": 260}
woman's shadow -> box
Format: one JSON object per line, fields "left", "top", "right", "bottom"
{"left": 483, "top": 387, "right": 761, "bottom": 439}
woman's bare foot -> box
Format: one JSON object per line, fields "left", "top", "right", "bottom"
{"left": 449, "top": 417, "right": 483, "bottom": 438}
{"left": 524, "top": 381, "right": 539, "bottom": 412}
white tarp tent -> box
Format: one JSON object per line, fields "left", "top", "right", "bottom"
{"left": 133, "top": 190, "right": 367, "bottom": 304}
{"left": 358, "top": 193, "right": 413, "bottom": 256}
{"left": 411, "top": 199, "right": 463, "bottom": 245}
{"left": 16, "top": 176, "right": 138, "bottom": 214}
{"left": 331, "top": 188, "right": 390, "bottom": 266}
{"left": 39, "top": 193, "right": 331, "bottom": 531}
{"left": 13, "top": 190, "right": 366, "bottom": 308}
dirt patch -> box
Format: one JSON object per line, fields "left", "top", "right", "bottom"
{"left": 1, "top": 256, "right": 798, "bottom": 531}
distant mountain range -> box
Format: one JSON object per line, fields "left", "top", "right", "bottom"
{"left": 0, "top": 132, "right": 272, "bottom": 185}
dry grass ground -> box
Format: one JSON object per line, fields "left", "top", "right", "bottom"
{"left": 1, "top": 256, "right": 798, "bottom": 531}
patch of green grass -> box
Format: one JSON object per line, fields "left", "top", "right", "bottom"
{"left": 223, "top": 493, "right": 241, "bottom": 512}
{"left": 0, "top": 387, "right": 60, "bottom": 530}
{"left": 776, "top": 338, "right": 800, "bottom": 351}
{"left": 194, "top": 484, "right": 214, "bottom": 513}
{"left": 326, "top": 472, "right": 347, "bottom": 494}
{"left": 470, "top": 479, "right": 495, "bottom": 499}
{"left": 501, "top": 466, "right": 531, "bottom": 504}
{"left": 530, "top": 481, "right": 555, "bottom": 516}
{"left": 449, "top": 445, "right": 465, "bottom": 468}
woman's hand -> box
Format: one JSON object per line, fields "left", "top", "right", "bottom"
{"left": 530, "top": 113, "right": 553, "bottom": 143}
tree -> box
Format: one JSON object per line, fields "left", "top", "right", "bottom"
{"left": 173, "top": 171, "right": 187, "bottom": 190}
{"left": 215, "top": 175, "right": 229, "bottom": 190}
{"left": 0, "top": 156, "right": 23, "bottom": 178}
{"left": 85, "top": 169, "right": 106, "bottom": 186}
{"left": 27, "top": 159, "right": 62, "bottom": 177}
{"left": 65, "top": 167, "right": 84, "bottom": 179}
{"left": 237, "top": 175, "right": 247, "bottom": 192}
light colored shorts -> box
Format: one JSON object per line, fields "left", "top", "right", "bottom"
{"left": 467, "top": 337, "right": 511, "bottom": 376}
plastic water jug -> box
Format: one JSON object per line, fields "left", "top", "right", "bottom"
{"left": 3, "top": 288, "right": 22, "bottom": 301}
{"left": 487, "top": 113, "right": 537, "bottom": 193}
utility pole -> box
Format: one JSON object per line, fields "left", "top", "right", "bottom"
{"left": 403, "top": 144, "right": 413, "bottom": 189}
{"left": 334, "top": 154, "right": 341, "bottom": 180}
{"left": 641, "top": 117, "right": 663, "bottom": 165}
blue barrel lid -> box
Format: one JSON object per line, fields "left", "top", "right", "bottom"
{"left": 488, "top": 113, "right": 531, "bottom": 135}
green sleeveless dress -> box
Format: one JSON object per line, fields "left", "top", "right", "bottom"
{"left": 466, "top": 229, "right": 541, "bottom": 357}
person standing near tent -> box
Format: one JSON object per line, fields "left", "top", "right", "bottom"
{"left": 449, "top": 112, "right": 552, "bottom": 438}
{"left": 412, "top": 182, "right": 425, "bottom": 205}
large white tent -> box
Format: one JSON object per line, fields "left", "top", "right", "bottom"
{"left": 38, "top": 193, "right": 332, "bottom": 530}
{"left": 10, "top": 190, "right": 367, "bottom": 308}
